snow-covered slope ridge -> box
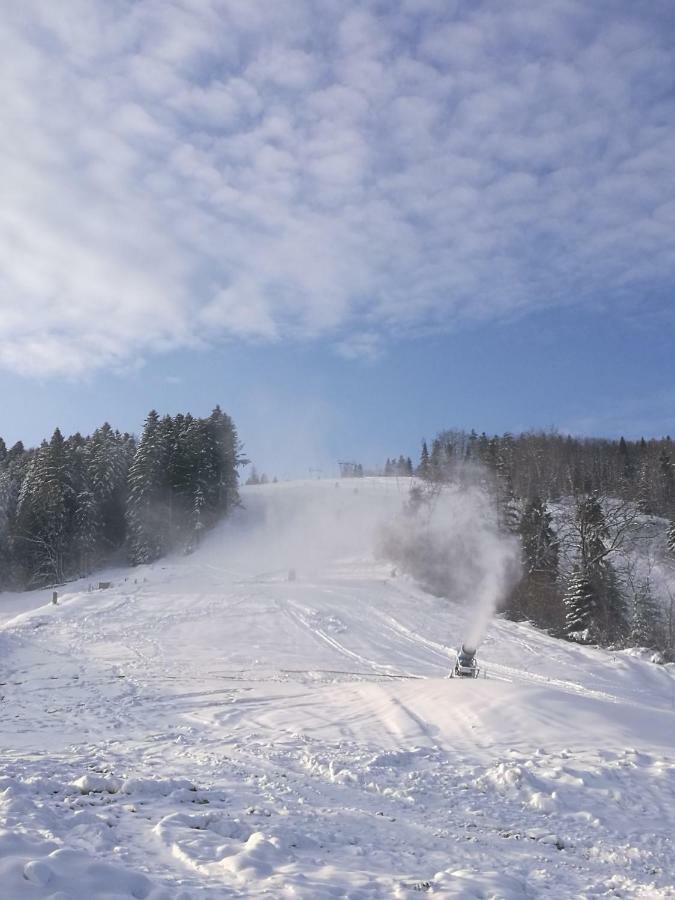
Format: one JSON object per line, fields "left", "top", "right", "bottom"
{"left": 1, "top": 478, "right": 674, "bottom": 898}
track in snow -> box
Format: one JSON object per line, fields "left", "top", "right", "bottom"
{"left": 1, "top": 478, "right": 674, "bottom": 898}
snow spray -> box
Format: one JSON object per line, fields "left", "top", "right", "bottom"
{"left": 377, "top": 481, "right": 521, "bottom": 649}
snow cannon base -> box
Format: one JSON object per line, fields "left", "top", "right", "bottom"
{"left": 452, "top": 644, "right": 480, "bottom": 678}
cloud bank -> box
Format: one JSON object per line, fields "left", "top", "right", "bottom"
{"left": 1, "top": 0, "right": 674, "bottom": 376}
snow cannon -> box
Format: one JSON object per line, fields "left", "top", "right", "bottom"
{"left": 453, "top": 644, "right": 480, "bottom": 678}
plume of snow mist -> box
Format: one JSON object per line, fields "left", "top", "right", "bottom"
{"left": 199, "top": 477, "right": 408, "bottom": 579}
{"left": 376, "top": 481, "right": 521, "bottom": 649}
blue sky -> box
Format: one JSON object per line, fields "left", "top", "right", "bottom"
{"left": 1, "top": 0, "right": 674, "bottom": 475}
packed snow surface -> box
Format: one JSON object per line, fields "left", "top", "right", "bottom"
{"left": 1, "top": 478, "right": 674, "bottom": 898}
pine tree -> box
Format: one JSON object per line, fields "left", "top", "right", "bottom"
{"left": 598, "top": 561, "right": 628, "bottom": 646}
{"left": 126, "top": 411, "right": 168, "bottom": 565}
{"left": 74, "top": 489, "right": 101, "bottom": 575}
{"left": 618, "top": 436, "right": 635, "bottom": 485}
{"left": 667, "top": 521, "right": 675, "bottom": 556}
{"left": 15, "top": 429, "right": 73, "bottom": 584}
{"left": 514, "top": 496, "right": 561, "bottom": 627}
{"left": 628, "top": 577, "right": 661, "bottom": 648}
{"left": 576, "top": 493, "right": 609, "bottom": 569}
{"left": 659, "top": 451, "right": 674, "bottom": 515}
{"left": 207, "top": 406, "right": 243, "bottom": 514}
{"left": 0, "top": 450, "right": 28, "bottom": 587}
{"left": 466, "top": 429, "right": 478, "bottom": 461}
{"left": 473, "top": 432, "right": 486, "bottom": 463}
{"left": 563, "top": 568, "right": 596, "bottom": 641}
{"left": 418, "top": 441, "right": 431, "bottom": 480}
{"left": 565, "top": 493, "right": 629, "bottom": 644}
{"left": 189, "top": 485, "right": 205, "bottom": 550}
{"left": 499, "top": 487, "right": 520, "bottom": 535}
{"left": 496, "top": 440, "right": 520, "bottom": 535}
{"left": 0, "top": 468, "right": 12, "bottom": 588}
{"left": 87, "top": 423, "right": 132, "bottom": 552}
{"left": 430, "top": 438, "right": 444, "bottom": 482}
{"left": 7, "top": 441, "right": 24, "bottom": 463}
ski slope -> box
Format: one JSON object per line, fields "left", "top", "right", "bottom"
{"left": 1, "top": 478, "right": 674, "bottom": 898}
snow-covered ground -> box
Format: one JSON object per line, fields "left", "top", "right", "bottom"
{"left": 1, "top": 479, "right": 674, "bottom": 898}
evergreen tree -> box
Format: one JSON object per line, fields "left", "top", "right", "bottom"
{"left": 87, "top": 423, "right": 132, "bottom": 552}
{"left": 189, "top": 485, "right": 205, "bottom": 551}
{"left": 563, "top": 568, "right": 596, "bottom": 641}
{"left": 513, "top": 496, "right": 561, "bottom": 627}
{"left": 628, "top": 576, "right": 661, "bottom": 649}
{"left": 475, "top": 432, "right": 489, "bottom": 465}
{"left": 207, "top": 406, "right": 243, "bottom": 514}
{"left": 7, "top": 441, "right": 25, "bottom": 463}
{"left": 576, "top": 493, "right": 608, "bottom": 569}
{"left": 417, "top": 441, "right": 431, "bottom": 480}
{"left": 495, "top": 439, "right": 520, "bottom": 535}
{"left": 430, "top": 438, "right": 444, "bottom": 482}
{"left": 564, "top": 494, "right": 629, "bottom": 643}
{"left": 15, "top": 429, "right": 73, "bottom": 584}
{"left": 74, "top": 489, "right": 101, "bottom": 575}
{"left": 658, "top": 450, "right": 674, "bottom": 515}
{"left": 618, "top": 436, "right": 635, "bottom": 484}
{"left": 598, "top": 561, "right": 628, "bottom": 646}
{"left": 126, "top": 411, "right": 169, "bottom": 565}
{"left": 667, "top": 521, "right": 675, "bottom": 556}
{"left": 0, "top": 468, "right": 12, "bottom": 587}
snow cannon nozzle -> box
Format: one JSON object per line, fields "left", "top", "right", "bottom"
{"left": 460, "top": 644, "right": 476, "bottom": 658}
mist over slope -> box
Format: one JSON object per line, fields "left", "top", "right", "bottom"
{"left": 1, "top": 478, "right": 674, "bottom": 898}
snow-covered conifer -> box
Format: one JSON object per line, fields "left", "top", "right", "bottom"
{"left": 563, "top": 568, "right": 596, "bottom": 642}
{"left": 126, "top": 411, "right": 168, "bottom": 565}
{"left": 629, "top": 577, "right": 661, "bottom": 648}
{"left": 667, "top": 521, "right": 675, "bottom": 556}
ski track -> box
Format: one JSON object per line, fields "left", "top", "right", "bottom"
{"left": 1, "top": 478, "right": 675, "bottom": 898}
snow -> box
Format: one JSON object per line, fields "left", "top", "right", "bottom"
{"left": 1, "top": 477, "right": 674, "bottom": 898}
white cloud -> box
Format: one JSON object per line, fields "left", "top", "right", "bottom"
{"left": 0, "top": 0, "right": 674, "bottom": 377}
{"left": 336, "top": 331, "right": 383, "bottom": 362}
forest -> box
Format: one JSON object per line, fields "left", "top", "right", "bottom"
{"left": 383, "top": 430, "right": 675, "bottom": 656}
{"left": 0, "top": 407, "right": 243, "bottom": 590}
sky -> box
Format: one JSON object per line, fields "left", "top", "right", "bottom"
{"left": 0, "top": 0, "right": 674, "bottom": 476}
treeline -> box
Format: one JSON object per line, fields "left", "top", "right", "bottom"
{"left": 384, "top": 455, "right": 414, "bottom": 477}
{"left": 412, "top": 430, "right": 675, "bottom": 517}
{"left": 0, "top": 407, "right": 243, "bottom": 590}
{"left": 386, "top": 430, "right": 675, "bottom": 656}
{"left": 245, "top": 467, "right": 276, "bottom": 486}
